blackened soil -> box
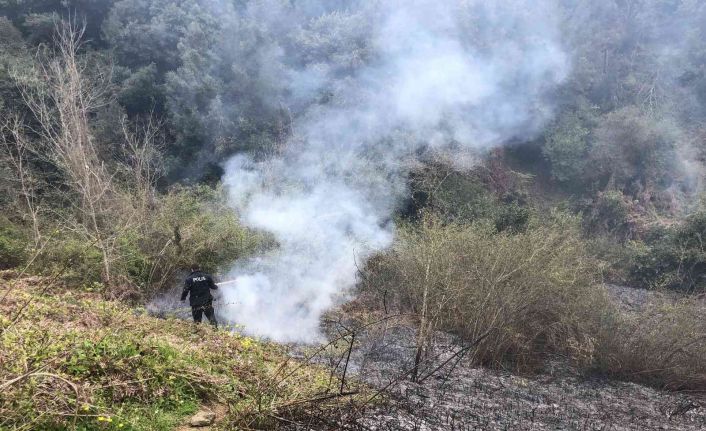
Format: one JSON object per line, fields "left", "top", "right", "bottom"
{"left": 297, "top": 286, "right": 706, "bottom": 430}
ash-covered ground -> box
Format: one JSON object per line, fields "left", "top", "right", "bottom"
{"left": 345, "top": 326, "right": 704, "bottom": 430}
{"left": 286, "top": 286, "right": 706, "bottom": 430}
{"left": 148, "top": 283, "right": 705, "bottom": 430}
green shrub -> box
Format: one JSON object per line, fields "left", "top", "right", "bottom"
{"left": 131, "top": 185, "right": 267, "bottom": 292}
{"left": 589, "top": 107, "right": 679, "bottom": 194}
{"left": 0, "top": 216, "right": 28, "bottom": 269}
{"left": 411, "top": 165, "right": 532, "bottom": 232}
{"left": 586, "top": 209, "right": 706, "bottom": 291}
{"left": 625, "top": 211, "right": 706, "bottom": 292}
{"left": 33, "top": 236, "right": 105, "bottom": 286}
{"left": 585, "top": 235, "right": 637, "bottom": 284}
{"left": 581, "top": 190, "right": 633, "bottom": 238}
{"left": 543, "top": 112, "right": 590, "bottom": 184}
{"left": 0, "top": 184, "right": 263, "bottom": 294}
{"left": 492, "top": 201, "right": 531, "bottom": 233}
{"left": 114, "top": 228, "right": 153, "bottom": 288}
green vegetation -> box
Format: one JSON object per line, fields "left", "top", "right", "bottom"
{"left": 0, "top": 22, "right": 264, "bottom": 296}
{"left": 625, "top": 211, "right": 706, "bottom": 292}
{"left": 408, "top": 160, "right": 532, "bottom": 232}
{"left": 0, "top": 0, "right": 704, "bottom": 293}
{"left": 543, "top": 112, "right": 591, "bottom": 184}
{"left": 0, "top": 216, "right": 28, "bottom": 270}
{"left": 1, "top": 1, "right": 706, "bottom": 428}
{"left": 0, "top": 285, "right": 365, "bottom": 430}
{"left": 364, "top": 210, "right": 706, "bottom": 390}
{"left": 1, "top": 184, "right": 263, "bottom": 297}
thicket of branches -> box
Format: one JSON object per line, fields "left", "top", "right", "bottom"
{"left": 0, "top": 21, "right": 262, "bottom": 297}
{"left": 363, "top": 208, "right": 706, "bottom": 391}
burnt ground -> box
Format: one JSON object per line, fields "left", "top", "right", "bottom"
{"left": 346, "top": 327, "right": 704, "bottom": 430}
{"left": 145, "top": 281, "right": 705, "bottom": 430}
{"left": 290, "top": 285, "right": 706, "bottom": 430}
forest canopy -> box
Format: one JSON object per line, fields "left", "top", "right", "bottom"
{"left": 1, "top": 0, "right": 705, "bottom": 293}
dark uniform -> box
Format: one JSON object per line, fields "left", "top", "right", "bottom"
{"left": 181, "top": 270, "right": 218, "bottom": 327}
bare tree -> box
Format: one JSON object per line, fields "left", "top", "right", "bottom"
{"left": 0, "top": 116, "right": 42, "bottom": 247}
{"left": 120, "top": 114, "right": 164, "bottom": 214}
{"left": 16, "top": 21, "right": 118, "bottom": 284}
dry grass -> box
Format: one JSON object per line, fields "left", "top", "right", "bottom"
{"left": 594, "top": 294, "right": 706, "bottom": 391}
{"left": 364, "top": 212, "right": 706, "bottom": 392}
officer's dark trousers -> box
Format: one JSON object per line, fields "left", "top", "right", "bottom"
{"left": 191, "top": 301, "right": 217, "bottom": 327}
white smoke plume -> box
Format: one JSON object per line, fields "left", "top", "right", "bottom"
{"left": 219, "top": 0, "right": 569, "bottom": 341}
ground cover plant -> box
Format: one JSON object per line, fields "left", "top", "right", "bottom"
{"left": 0, "top": 277, "right": 368, "bottom": 430}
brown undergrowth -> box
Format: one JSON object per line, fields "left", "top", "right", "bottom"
{"left": 362, "top": 213, "right": 706, "bottom": 393}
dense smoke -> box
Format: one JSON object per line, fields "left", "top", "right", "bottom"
{"left": 219, "top": 0, "right": 569, "bottom": 341}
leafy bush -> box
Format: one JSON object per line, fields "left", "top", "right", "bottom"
{"left": 581, "top": 190, "right": 634, "bottom": 239}
{"left": 584, "top": 205, "right": 706, "bottom": 291}
{"left": 26, "top": 185, "right": 267, "bottom": 295}
{"left": 114, "top": 228, "right": 153, "bottom": 287}
{"left": 33, "top": 236, "right": 105, "bottom": 286}
{"left": 364, "top": 211, "right": 609, "bottom": 370}
{"left": 410, "top": 163, "right": 532, "bottom": 232}
{"left": 589, "top": 107, "right": 679, "bottom": 195}
{"left": 0, "top": 216, "right": 27, "bottom": 269}
{"left": 158, "top": 185, "right": 266, "bottom": 269}
{"left": 492, "top": 201, "right": 531, "bottom": 233}
{"left": 543, "top": 112, "right": 590, "bottom": 184}
{"left": 626, "top": 211, "right": 706, "bottom": 292}
{"left": 116, "top": 64, "right": 166, "bottom": 116}
{"left": 129, "top": 185, "right": 268, "bottom": 293}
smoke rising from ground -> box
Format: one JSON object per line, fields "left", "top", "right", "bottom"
{"left": 219, "top": 0, "right": 568, "bottom": 341}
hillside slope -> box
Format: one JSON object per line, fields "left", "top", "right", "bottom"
{"left": 0, "top": 273, "right": 365, "bottom": 430}
{"left": 344, "top": 286, "right": 706, "bottom": 430}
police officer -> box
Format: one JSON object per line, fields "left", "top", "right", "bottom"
{"left": 181, "top": 265, "right": 218, "bottom": 327}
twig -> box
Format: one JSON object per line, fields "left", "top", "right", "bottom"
{"left": 0, "top": 371, "right": 83, "bottom": 426}
{"left": 417, "top": 327, "right": 495, "bottom": 384}
{"left": 273, "top": 313, "right": 406, "bottom": 386}
{"left": 340, "top": 332, "right": 356, "bottom": 394}
{"left": 275, "top": 390, "right": 359, "bottom": 410}
{"left": 363, "top": 327, "right": 496, "bottom": 405}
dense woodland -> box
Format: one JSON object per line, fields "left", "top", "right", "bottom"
{"left": 0, "top": 0, "right": 705, "bottom": 292}
{"left": 1, "top": 1, "right": 706, "bottom": 429}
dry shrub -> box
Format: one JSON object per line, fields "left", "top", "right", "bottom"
{"left": 365, "top": 211, "right": 706, "bottom": 391}
{"left": 594, "top": 295, "right": 706, "bottom": 391}
{"left": 365, "top": 211, "right": 611, "bottom": 370}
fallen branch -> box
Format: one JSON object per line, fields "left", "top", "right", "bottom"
{"left": 363, "top": 327, "right": 496, "bottom": 405}
{"left": 275, "top": 390, "right": 360, "bottom": 410}
{"left": 0, "top": 371, "right": 84, "bottom": 427}
{"left": 417, "top": 327, "right": 495, "bottom": 383}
